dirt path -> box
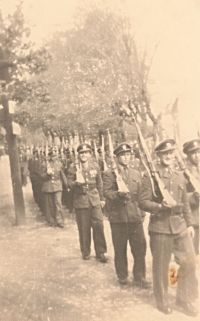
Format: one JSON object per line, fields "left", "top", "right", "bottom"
{"left": 0, "top": 156, "right": 198, "bottom": 321}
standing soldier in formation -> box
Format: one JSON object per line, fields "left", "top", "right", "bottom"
{"left": 63, "top": 148, "right": 75, "bottom": 213}
{"left": 19, "top": 145, "right": 28, "bottom": 186}
{"left": 139, "top": 139, "right": 198, "bottom": 316}
{"left": 67, "top": 143, "right": 108, "bottom": 263}
{"left": 183, "top": 139, "right": 200, "bottom": 255}
{"left": 40, "top": 148, "right": 68, "bottom": 227}
{"left": 103, "top": 143, "right": 149, "bottom": 287}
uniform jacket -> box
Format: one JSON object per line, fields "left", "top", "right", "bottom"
{"left": 130, "top": 157, "right": 141, "bottom": 170}
{"left": 40, "top": 159, "right": 67, "bottom": 193}
{"left": 103, "top": 163, "right": 144, "bottom": 223}
{"left": 185, "top": 159, "right": 199, "bottom": 226}
{"left": 67, "top": 159, "right": 103, "bottom": 209}
{"left": 105, "top": 155, "right": 112, "bottom": 169}
{"left": 138, "top": 164, "right": 194, "bottom": 234}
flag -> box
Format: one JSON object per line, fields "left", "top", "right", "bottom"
{"left": 171, "top": 98, "right": 179, "bottom": 123}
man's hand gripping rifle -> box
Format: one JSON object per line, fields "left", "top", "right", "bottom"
{"left": 106, "top": 129, "right": 129, "bottom": 197}
{"left": 73, "top": 141, "right": 85, "bottom": 184}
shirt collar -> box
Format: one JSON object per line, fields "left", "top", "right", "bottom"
{"left": 157, "top": 164, "right": 178, "bottom": 178}
{"left": 117, "top": 162, "right": 129, "bottom": 172}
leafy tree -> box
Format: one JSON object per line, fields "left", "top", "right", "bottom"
{"left": 0, "top": 1, "right": 51, "bottom": 141}
{"left": 1, "top": 1, "right": 157, "bottom": 145}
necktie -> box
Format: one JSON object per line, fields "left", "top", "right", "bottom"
{"left": 123, "top": 166, "right": 128, "bottom": 180}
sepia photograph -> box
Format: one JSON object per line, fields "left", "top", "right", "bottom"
{"left": 0, "top": 0, "right": 199, "bottom": 320}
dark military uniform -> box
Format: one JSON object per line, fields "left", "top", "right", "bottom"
{"left": 67, "top": 147, "right": 107, "bottom": 259}
{"left": 183, "top": 139, "right": 200, "bottom": 255}
{"left": 28, "top": 153, "right": 38, "bottom": 202}
{"left": 63, "top": 156, "right": 74, "bottom": 212}
{"left": 130, "top": 155, "right": 141, "bottom": 171}
{"left": 185, "top": 161, "right": 199, "bottom": 254}
{"left": 28, "top": 151, "right": 43, "bottom": 211}
{"left": 103, "top": 143, "right": 147, "bottom": 284}
{"left": 139, "top": 139, "right": 198, "bottom": 315}
{"left": 40, "top": 157, "right": 67, "bottom": 227}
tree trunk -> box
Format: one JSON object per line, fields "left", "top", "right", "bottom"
{"left": 0, "top": 53, "right": 26, "bottom": 225}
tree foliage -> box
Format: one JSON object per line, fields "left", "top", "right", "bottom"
{"left": 41, "top": 3, "right": 156, "bottom": 140}
{"left": 1, "top": 1, "right": 156, "bottom": 144}
{"left": 0, "top": 2, "right": 51, "bottom": 135}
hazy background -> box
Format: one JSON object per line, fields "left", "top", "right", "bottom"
{"left": 1, "top": 0, "right": 200, "bottom": 142}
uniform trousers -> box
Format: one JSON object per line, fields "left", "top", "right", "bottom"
{"left": 30, "top": 177, "right": 38, "bottom": 203}
{"left": 149, "top": 229, "right": 198, "bottom": 308}
{"left": 110, "top": 222, "right": 146, "bottom": 281}
{"left": 43, "top": 191, "right": 64, "bottom": 225}
{"left": 75, "top": 205, "right": 107, "bottom": 257}
{"left": 37, "top": 179, "right": 44, "bottom": 213}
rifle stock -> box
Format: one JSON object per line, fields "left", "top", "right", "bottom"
{"left": 101, "top": 135, "right": 108, "bottom": 171}
{"left": 106, "top": 129, "right": 129, "bottom": 193}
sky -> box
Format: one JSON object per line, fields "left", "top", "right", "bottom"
{"left": 1, "top": 0, "right": 200, "bottom": 142}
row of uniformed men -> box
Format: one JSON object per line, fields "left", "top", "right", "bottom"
{"left": 28, "top": 138, "right": 199, "bottom": 317}
{"left": 26, "top": 143, "right": 140, "bottom": 214}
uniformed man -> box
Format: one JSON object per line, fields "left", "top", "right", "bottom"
{"left": 62, "top": 148, "right": 74, "bottom": 213}
{"left": 28, "top": 147, "right": 43, "bottom": 211}
{"left": 139, "top": 139, "right": 198, "bottom": 316}
{"left": 28, "top": 149, "right": 38, "bottom": 203}
{"left": 183, "top": 139, "right": 200, "bottom": 255}
{"left": 103, "top": 142, "right": 149, "bottom": 287}
{"left": 97, "top": 147, "right": 104, "bottom": 174}
{"left": 67, "top": 143, "right": 108, "bottom": 263}
{"left": 40, "top": 149, "right": 68, "bottom": 227}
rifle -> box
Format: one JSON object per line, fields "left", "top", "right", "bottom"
{"left": 45, "top": 140, "right": 52, "bottom": 173}
{"left": 68, "top": 134, "right": 73, "bottom": 156}
{"left": 73, "top": 138, "right": 85, "bottom": 184}
{"left": 122, "top": 106, "right": 176, "bottom": 206}
{"left": 101, "top": 135, "right": 108, "bottom": 171}
{"left": 106, "top": 129, "right": 129, "bottom": 193}
{"left": 93, "top": 140, "right": 99, "bottom": 162}
{"left": 30, "top": 144, "right": 33, "bottom": 156}
{"left": 60, "top": 137, "right": 65, "bottom": 160}
{"left": 175, "top": 149, "right": 200, "bottom": 193}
